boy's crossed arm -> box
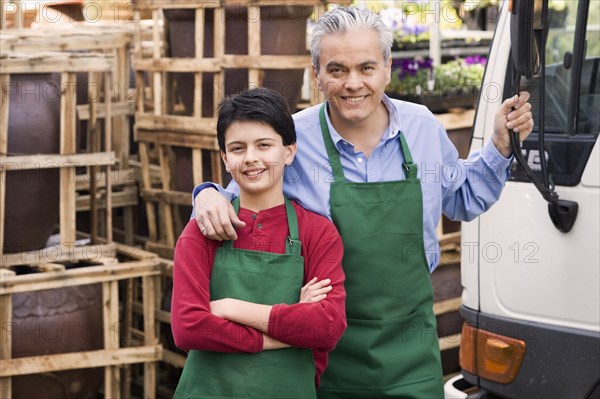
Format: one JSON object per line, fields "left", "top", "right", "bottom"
{"left": 210, "top": 277, "right": 333, "bottom": 350}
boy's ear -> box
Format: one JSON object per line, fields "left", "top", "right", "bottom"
{"left": 220, "top": 151, "right": 230, "bottom": 172}
{"left": 285, "top": 143, "right": 297, "bottom": 165}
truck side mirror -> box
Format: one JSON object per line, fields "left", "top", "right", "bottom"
{"left": 509, "top": 0, "right": 579, "bottom": 232}
{"left": 510, "top": 0, "right": 544, "bottom": 79}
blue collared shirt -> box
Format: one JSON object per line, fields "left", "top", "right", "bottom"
{"left": 194, "top": 95, "right": 512, "bottom": 271}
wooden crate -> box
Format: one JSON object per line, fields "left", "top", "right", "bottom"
{"left": 0, "top": 51, "right": 118, "bottom": 253}
{"left": 0, "top": 243, "right": 162, "bottom": 399}
{"left": 1, "top": 26, "right": 141, "bottom": 244}
{"left": 0, "top": 25, "right": 136, "bottom": 167}
{"left": 0, "top": 51, "right": 162, "bottom": 398}
{"left": 132, "top": 0, "right": 351, "bottom": 260}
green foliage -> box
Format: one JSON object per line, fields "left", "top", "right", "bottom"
{"left": 387, "top": 56, "right": 486, "bottom": 96}
{"left": 387, "top": 56, "right": 487, "bottom": 95}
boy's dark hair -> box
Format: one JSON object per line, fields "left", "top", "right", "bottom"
{"left": 217, "top": 88, "right": 296, "bottom": 152}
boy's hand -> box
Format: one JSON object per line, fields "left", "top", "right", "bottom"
{"left": 195, "top": 188, "right": 245, "bottom": 241}
{"left": 299, "top": 277, "right": 332, "bottom": 303}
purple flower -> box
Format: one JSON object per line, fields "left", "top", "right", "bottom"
{"left": 402, "top": 25, "right": 429, "bottom": 36}
{"left": 464, "top": 55, "right": 487, "bottom": 65}
{"left": 392, "top": 57, "right": 433, "bottom": 78}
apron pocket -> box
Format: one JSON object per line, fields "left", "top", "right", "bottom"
{"left": 323, "top": 311, "right": 441, "bottom": 391}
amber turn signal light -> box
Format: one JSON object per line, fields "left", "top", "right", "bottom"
{"left": 459, "top": 322, "right": 526, "bottom": 384}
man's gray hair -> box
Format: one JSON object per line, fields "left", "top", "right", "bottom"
{"left": 311, "top": 6, "right": 393, "bottom": 72}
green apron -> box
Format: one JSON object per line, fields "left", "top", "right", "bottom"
{"left": 174, "top": 198, "right": 316, "bottom": 399}
{"left": 317, "top": 105, "right": 443, "bottom": 398}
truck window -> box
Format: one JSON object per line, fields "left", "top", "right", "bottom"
{"left": 578, "top": 6, "right": 600, "bottom": 136}
{"left": 510, "top": 0, "right": 600, "bottom": 186}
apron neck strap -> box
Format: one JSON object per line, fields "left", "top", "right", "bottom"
{"left": 398, "top": 131, "right": 418, "bottom": 179}
{"left": 319, "top": 103, "right": 418, "bottom": 181}
{"left": 225, "top": 197, "right": 301, "bottom": 255}
{"left": 319, "top": 104, "right": 345, "bottom": 183}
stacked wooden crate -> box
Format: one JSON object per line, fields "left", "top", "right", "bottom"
{"left": 0, "top": 26, "right": 140, "bottom": 244}
{"left": 0, "top": 50, "right": 162, "bottom": 398}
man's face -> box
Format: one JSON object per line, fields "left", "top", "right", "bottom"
{"left": 313, "top": 28, "right": 391, "bottom": 130}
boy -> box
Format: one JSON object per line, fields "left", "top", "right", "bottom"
{"left": 171, "top": 88, "right": 346, "bottom": 399}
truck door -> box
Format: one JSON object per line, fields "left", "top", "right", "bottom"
{"left": 460, "top": 0, "right": 600, "bottom": 397}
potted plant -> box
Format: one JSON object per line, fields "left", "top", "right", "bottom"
{"left": 388, "top": 56, "right": 434, "bottom": 100}
{"left": 387, "top": 55, "right": 486, "bottom": 113}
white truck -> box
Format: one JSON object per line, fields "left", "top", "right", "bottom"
{"left": 445, "top": 0, "right": 600, "bottom": 398}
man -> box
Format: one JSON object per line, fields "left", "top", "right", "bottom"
{"left": 192, "top": 6, "right": 534, "bottom": 398}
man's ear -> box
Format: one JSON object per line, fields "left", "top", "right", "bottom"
{"left": 312, "top": 64, "right": 322, "bottom": 91}
{"left": 285, "top": 143, "right": 297, "bottom": 165}
{"left": 385, "top": 55, "right": 392, "bottom": 86}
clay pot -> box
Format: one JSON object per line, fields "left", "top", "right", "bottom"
{"left": 4, "top": 74, "right": 61, "bottom": 253}
{"left": 10, "top": 263, "right": 104, "bottom": 399}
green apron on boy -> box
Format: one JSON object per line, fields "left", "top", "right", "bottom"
{"left": 317, "top": 105, "right": 444, "bottom": 398}
{"left": 174, "top": 198, "right": 316, "bottom": 399}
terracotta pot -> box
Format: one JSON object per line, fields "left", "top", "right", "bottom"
{"left": 4, "top": 74, "right": 62, "bottom": 253}
{"left": 10, "top": 263, "right": 104, "bottom": 399}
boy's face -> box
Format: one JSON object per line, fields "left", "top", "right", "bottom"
{"left": 221, "top": 120, "right": 296, "bottom": 199}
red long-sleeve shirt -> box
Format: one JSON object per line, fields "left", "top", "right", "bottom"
{"left": 171, "top": 201, "right": 346, "bottom": 386}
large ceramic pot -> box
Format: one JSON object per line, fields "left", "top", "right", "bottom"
{"left": 10, "top": 264, "right": 104, "bottom": 399}
{"left": 4, "top": 74, "right": 61, "bottom": 253}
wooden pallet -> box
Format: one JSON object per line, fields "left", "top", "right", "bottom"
{"left": 0, "top": 25, "right": 136, "bottom": 167}
{"left": 0, "top": 243, "right": 162, "bottom": 399}
{"left": 1, "top": 26, "right": 142, "bottom": 245}
{"left": 0, "top": 51, "right": 117, "bottom": 254}
{"left": 0, "top": 51, "right": 163, "bottom": 398}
